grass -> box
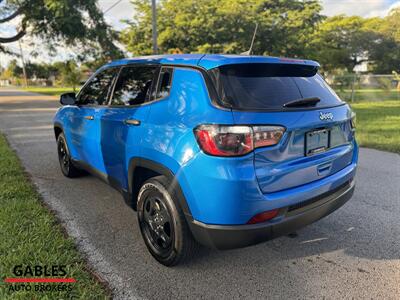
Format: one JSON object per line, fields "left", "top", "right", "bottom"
{"left": 0, "top": 134, "right": 109, "bottom": 299}
{"left": 22, "top": 87, "right": 77, "bottom": 96}
{"left": 350, "top": 100, "right": 400, "bottom": 154}
{"left": 336, "top": 89, "right": 399, "bottom": 102}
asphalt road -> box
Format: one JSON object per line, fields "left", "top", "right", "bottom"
{"left": 0, "top": 88, "right": 399, "bottom": 299}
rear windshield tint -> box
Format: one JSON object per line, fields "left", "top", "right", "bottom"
{"left": 209, "top": 63, "right": 343, "bottom": 110}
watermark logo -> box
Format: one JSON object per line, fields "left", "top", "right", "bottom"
{"left": 4, "top": 265, "right": 76, "bottom": 294}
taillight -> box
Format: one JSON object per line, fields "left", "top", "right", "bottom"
{"left": 253, "top": 126, "right": 285, "bottom": 148}
{"left": 247, "top": 209, "right": 279, "bottom": 224}
{"left": 194, "top": 125, "right": 285, "bottom": 157}
{"left": 350, "top": 112, "right": 356, "bottom": 130}
{"left": 194, "top": 125, "right": 253, "bottom": 156}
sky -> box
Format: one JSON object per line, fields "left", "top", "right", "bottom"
{"left": 322, "top": 0, "right": 400, "bottom": 17}
{"left": 1, "top": 0, "right": 400, "bottom": 66}
{"left": 97, "top": 0, "right": 400, "bottom": 29}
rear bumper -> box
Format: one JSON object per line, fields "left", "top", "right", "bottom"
{"left": 189, "top": 180, "right": 355, "bottom": 250}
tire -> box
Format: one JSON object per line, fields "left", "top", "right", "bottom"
{"left": 57, "top": 133, "right": 83, "bottom": 178}
{"left": 137, "top": 175, "right": 199, "bottom": 266}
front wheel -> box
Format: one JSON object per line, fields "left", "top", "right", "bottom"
{"left": 57, "top": 133, "right": 83, "bottom": 178}
{"left": 137, "top": 176, "right": 199, "bottom": 266}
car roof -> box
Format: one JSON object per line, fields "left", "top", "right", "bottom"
{"left": 106, "top": 54, "right": 320, "bottom": 70}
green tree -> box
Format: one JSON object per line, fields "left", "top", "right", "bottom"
{"left": 0, "top": 0, "right": 123, "bottom": 59}
{"left": 380, "top": 7, "right": 400, "bottom": 43}
{"left": 308, "top": 15, "right": 374, "bottom": 73}
{"left": 309, "top": 10, "right": 400, "bottom": 74}
{"left": 121, "top": 0, "right": 323, "bottom": 57}
{"left": 366, "top": 8, "right": 400, "bottom": 73}
{"left": 58, "top": 60, "right": 82, "bottom": 92}
{"left": 25, "top": 62, "right": 49, "bottom": 79}
{"left": 6, "top": 59, "right": 23, "bottom": 78}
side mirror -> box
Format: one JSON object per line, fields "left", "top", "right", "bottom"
{"left": 60, "top": 93, "right": 77, "bottom": 106}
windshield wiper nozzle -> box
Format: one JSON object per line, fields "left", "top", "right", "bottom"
{"left": 283, "top": 97, "right": 320, "bottom": 108}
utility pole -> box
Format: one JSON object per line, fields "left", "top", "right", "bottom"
{"left": 151, "top": 0, "right": 158, "bottom": 54}
{"left": 18, "top": 40, "right": 28, "bottom": 87}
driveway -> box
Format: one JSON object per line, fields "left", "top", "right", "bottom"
{"left": 0, "top": 88, "right": 399, "bottom": 299}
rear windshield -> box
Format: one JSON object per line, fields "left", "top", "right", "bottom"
{"left": 209, "top": 63, "right": 344, "bottom": 110}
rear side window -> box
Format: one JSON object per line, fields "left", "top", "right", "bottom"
{"left": 209, "top": 63, "right": 343, "bottom": 110}
{"left": 155, "top": 67, "right": 173, "bottom": 99}
{"left": 110, "top": 65, "right": 158, "bottom": 106}
{"left": 78, "top": 68, "right": 118, "bottom": 105}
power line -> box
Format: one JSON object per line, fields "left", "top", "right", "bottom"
{"left": 102, "top": 0, "right": 158, "bottom": 54}
{"left": 103, "top": 0, "right": 124, "bottom": 14}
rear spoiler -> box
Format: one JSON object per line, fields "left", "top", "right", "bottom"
{"left": 209, "top": 62, "right": 319, "bottom": 77}
{"left": 198, "top": 54, "right": 320, "bottom": 72}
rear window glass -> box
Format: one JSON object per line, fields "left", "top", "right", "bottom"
{"left": 209, "top": 63, "right": 343, "bottom": 110}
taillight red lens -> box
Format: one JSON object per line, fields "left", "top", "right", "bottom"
{"left": 194, "top": 125, "right": 253, "bottom": 156}
{"left": 247, "top": 209, "right": 279, "bottom": 224}
{"left": 194, "top": 125, "right": 285, "bottom": 157}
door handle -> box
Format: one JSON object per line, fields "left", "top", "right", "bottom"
{"left": 124, "top": 119, "right": 141, "bottom": 126}
{"left": 84, "top": 115, "right": 94, "bottom": 120}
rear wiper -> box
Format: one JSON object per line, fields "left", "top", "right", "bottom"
{"left": 283, "top": 97, "right": 320, "bottom": 108}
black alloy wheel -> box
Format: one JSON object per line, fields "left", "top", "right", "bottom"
{"left": 58, "top": 136, "right": 69, "bottom": 173}
{"left": 137, "top": 176, "right": 199, "bottom": 266}
{"left": 57, "top": 133, "right": 82, "bottom": 178}
{"left": 141, "top": 195, "right": 174, "bottom": 256}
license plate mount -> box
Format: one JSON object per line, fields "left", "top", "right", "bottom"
{"left": 305, "top": 129, "right": 330, "bottom": 156}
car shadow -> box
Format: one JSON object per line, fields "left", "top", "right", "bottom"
{"left": 182, "top": 193, "right": 399, "bottom": 268}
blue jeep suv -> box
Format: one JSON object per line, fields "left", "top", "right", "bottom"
{"left": 54, "top": 54, "right": 358, "bottom": 266}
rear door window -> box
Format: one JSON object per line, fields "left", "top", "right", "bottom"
{"left": 110, "top": 65, "right": 158, "bottom": 106}
{"left": 209, "top": 63, "right": 344, "bottom": 110}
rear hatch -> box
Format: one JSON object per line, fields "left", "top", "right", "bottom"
{"left": 208, "top": 62, "right": 356, "bottom": 193}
